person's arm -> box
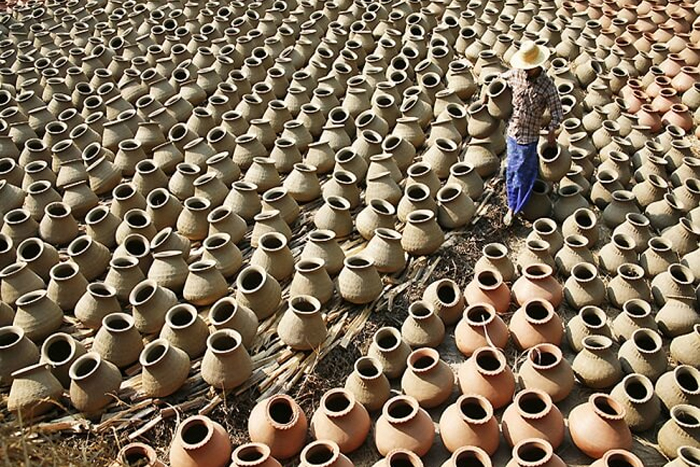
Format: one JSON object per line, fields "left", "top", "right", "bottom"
{"left": 544, "top": 79, "right": 564, "bottom": 146}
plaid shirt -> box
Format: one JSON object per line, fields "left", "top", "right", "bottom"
{"left": 501, "top": 68, "right": 564, "bottom": 144}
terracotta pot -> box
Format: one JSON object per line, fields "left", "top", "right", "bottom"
{"left": 439, "top": 394, "right": 499, "bottom": 455}
{"left": 501, "top": 389, "right": 565, "bottom": 448}
{"left": 111, "top": 443, "right": 165, "bottom": 467}
{"left": 249, "top": 394, "right": 308, "bottom": 460}
{"left": 401, "top": 301, "right": 445, "bottom": 349}
{"left": 201, "top": 329, "right": 252, "bottom": 391}
{"left": 0, "top": 326, "right": 40, "bottom": 386}
{"left": 170, "top": 415, "right": 232, "bottom": 467}
{"left": 374, "top": 395, "right": 435, "bottom": 457}
{"left": 230, "top": 443, "right": 282, "bottom": 467}
{"left": 512, "top": 264, "right": 563, "bottom": 308}
{"left": 310, "top": 388, "right": 371, "bottom": 454}
{"left": 455, "top": 303, "right": 509, "bottom": 357}
{"left": 613, "top": 299, "right": 659, "bottom": 341}
{"left": 610, "top": 373, "right": 662, "bottom": 433}
{"left": 509, "top": 299, "right": 564, "bottom": 351}
{"left": 299, "top": 440, "right": 353, "bottom": 467}
{"left": 8, "top": 362, "right": 63, "bottom": 419}
{"left": 159, "top": 304, "right": 209, "bottom": 359}
{"left": 13, "top": 289, "right": 63, "bottom": 343}
{"left": 367, "top": 327, "right": 411, "bottom": 380}
{"left": 474, "top": 243, "right": 515, "bottom": 282}
{"left": 458, "top": 346, "right": 515, "bottom": 409}
{"left": 505, "top": 439, "right": 565, "bottom": 467}
{"left": 568, "top": 393, "right": 633, "bottom": 458}
{"left": 345, "top": 356, "right": 392, "bottom": 412}
{"left": 464, "top": 269, "right": 511, "bottom": 314}
{"left": 572, "top": 335, "right": 623, "bottom": 389}
{"left": 658, "top": 405, "right": 700, "bottom": 458}
{"left": 518, "top": 343, "right": 574, "bottom": 403}
{"left": 656, "top": 366, "right": 700, "bottom": 410}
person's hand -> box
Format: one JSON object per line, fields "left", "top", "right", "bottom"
{"left": 546, "top": 129, "right": 557, "bottom": 147}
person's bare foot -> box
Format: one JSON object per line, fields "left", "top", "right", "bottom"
{"left": 503, "top": 210, "right": 513, "bottom": 226}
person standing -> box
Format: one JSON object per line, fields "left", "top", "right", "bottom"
{"left": 497, "top": 41, "right": 564, "bottom": 226}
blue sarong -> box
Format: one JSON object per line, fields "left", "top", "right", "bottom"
{"left": 506, "top": 136, "right": 539, "bottom": 214}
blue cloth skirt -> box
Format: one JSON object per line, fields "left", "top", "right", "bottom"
{"left": 506, "top": 136, "right": 539, "bottom": 214}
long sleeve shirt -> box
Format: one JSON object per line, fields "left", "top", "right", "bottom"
{"left": 500, "top": 68, "right": 564, "bottom": 145}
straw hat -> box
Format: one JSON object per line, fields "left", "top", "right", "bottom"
{"left": 510, "top": 41, "right": 550, "bottom": 70}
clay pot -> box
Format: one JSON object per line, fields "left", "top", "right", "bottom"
{"left": 364, "top": 228, "right": 407, "bottom": 274}
{"left": 568, "top": 393, "right": 633, "bottom": 458}
{"left": 356, "top": 199, "right": 396, "bottom": 241}
{"left": 40, "top": 332, "right": 86, "bottom": 389}
{"left": 658, "top": 297, "right": 700, "bottom": 337}
{"left": 474, "top": 243, "right": 516, "bottom": 282}
{"left": 439, "top": 394, "right": 499, "bottom": 455}
{"left": 66, "top": 235, "right": 110, "bottom": 282}
{"left": 105, "top": 255, "right": 146, "bottom": 303}
{"left": 527, "top": 218, "right": 564, "bottom": 256}
{"left": 505, "top": 439, "right": 565, "bottom": 467}
{"left": 310, "top": 388, "right": 371, "bottom": 454}
{"left": 300, "top": 230, "right": 345, "bottom": 276}
{"left": 85, "top": 206, "right": 121, "bottom": 249}
{"left": 670, "top": 325, "right": 700, "bottom": 367}
{"left": 517, "top": 239, "right": 556, "bottom": 272}
{"left": 512, "top": 264, "right": 563, "bottom": 308}
{"left": 572, "top": 335, "right": 623, "bottom": 389}
{"left": 599, "top": 233, "right": 638, "bottom": 276}
{"left": 656, "top": 366, "right": 700, "bottom": 410}
{"left": 345, "top": 356, "right": 392, "bottom": 412}
{"left": 610, "top": 373, "right": 662, "bottom": 432}
{"left": 401, "top": 347, "right": 454, "bottom": 409}
{"left": 619, "top": 328, "right": 667, "bottom": 381}
{"left": 458, "top": 346, "right": 515, "bottom": 409}
{"left": 374, "top": 395, "right": 435, "bottom": 457}
{"left": 183, "top": 259, "right": 228, "bottom": 307}
{"left": 230, "top": 443, "right": 282, "bottom": 467}
{"left": 401, "top": 209, "right": 444, "bottom": 256}
{"left": 110, "top": 443, "right": 165, "bottom": 467}
{"left": 422, "top": 278, "right": 465, "bottom": 326}
{"left": 0, "top": 326, "right": 40, "bottom": 386}
{"left": 608, "top": 263, "right": 652, "bottom": 308}
{"left": 518, "top": 343, "right": 575, "bottom": 403}
{"left": 74, "top": 283, "right": 121, "bottom": 331}
{"left": 397, "top": 183, "right": 437, "bottom": 223}
{"left": 367, "top": 327, "right": 411, "bottom": 380}
{"left": 401, "top": 301, "right": 445, "bottom": 349}
{"left": 509, "top": 299, "right": 564, "bottom": 350}
{"left": 455, "top": 303, "right": 509, "bottom": 356}
{"left": 553, "top": 185, "right": 588, "bottom": 223}
{"left": 176, "top": 197, "right": 211, "bottom": 242}
{"left": 248, "top": 394, "right": 308, "bottom": 460}
{"left": 93, "top": 313, "right": 143, "bottom": 369}
{"left": 613, "top": 299, "right": 659, "bottom": 341}
{"left": 555, "top": 235, "right": 595, "bottom": 275}
{"left": 663, "top": 218, "right": 700, "bottom": 257}
{"left": 13, "top": 289, "right": 64, "bottom": 343}
{"left": 562, "top": 207, "right": 599, "bottom": 247}
{"left": 207, "top": 207, "right": 246, "bottom": 244}
{"left": 235, "top": 265, "right": 282, "bottom": 320}
{"left": 159, "top": 304, "right": 209, "bottom": 359}
{"left": 147, "top": 250, "right": 189, "bottom": 294}
{"left": 47, "top": 261, "right": 88, "bottom": 312}
{"left": 299, "top": 440, "right": 353, "bottom": 467}
{"left": 501, "top": 389, "right": 565, "bottom": 448}
{"left": 464, "top": 269, "right": 511, "bottom": 314}
{"left": 447, "top": 162, "right": 484, "bottom": 200}
{"left": 646, "top": 194, "right": 685, "bottom": 232}
{"left": 169, "top": 415, "right": 232, "bottom": 467}
{"left": 658, "top": 405, "right": 700, "bottom": 458}
{"left": 564, "top": 262, "right": 606, "bottom": 309}
{"left": 338, "top": 256, "right": 382, "bottom": 305}
{"left": 224, "top": 181, "right": 262, "bottom": 223}
{"left": 651, "top": 264, "right": 696, "bottom": 306}
{"left": 0, "top": 261, "right": 45, "bottom": 308}
{"left": 139, "top": 339, "right": 190, "bottom": 397}
{"left": 8, "top": 362, "right": 63, "bottom": 419}
{"left": 278, "top": 295, "right": 327, "bottom": 351}
{"left": 208, "top": 298, "right": 258, "bottom": 350}
{"left": 201, "top": 329, "right": 252, "bottom": 391}
{"left": 436, "top": 184, "right": 475, "bottom": 229}
{"left": 641, "top": 237, "right": 678, "bottom": 278}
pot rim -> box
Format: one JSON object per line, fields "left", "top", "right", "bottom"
{"left": 511, "top": 438, "right": 555, "bottom": 467}
{"left": 383, "top": 395, "right": 420, "bottom": 424}
{"left": 265, "top": 393, "right": 301, "bottom": 430}
{"left": 231, "top": 442, "right": 272, "bottom": 467}
{"left": 621, "top": 373, "right": 655, "bottom": 404}
{"left": 589, "top": 393, "right": 626, "bottom": 421}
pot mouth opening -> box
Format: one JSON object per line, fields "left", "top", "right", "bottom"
{"left": 70, "top": 354, "right": 99, "bottom": 380}
{"left": 524, "top": 300, "right": 552, "bottom": 323}
{"left": 623, "top": 375, "right": 653, "bottom": 403}
{"left": 528, "top": 344, "right": 560, "bottom": 369}
{"left": 572, "top": 263, "right": 597, "bottom": 282}
{"left": 676, "top": 366, "right": 700, "bottom": 394}
{"left": 580, "top": 306, "right": 606, "bottom": 329}
{"left": 167, "top": 306, "right": 196, "bottom": 329}
{"left": 474, "top": 348, "right": 504, "bottom": 374}
{"left": 323, "top": 390, "right": 352, "bottom": 415}
{"left": 408, "top": 349, "right": 438, "bottom": 372}
{"left": 43, "top": 335, "right": 74, "bottom": 365}
{"left": 459, "top": 395, "right": 491, "bottom": 423}
{"left": 180, "top": 417, "right": 213, "bottom": 448}
{"left": 451, "top": 447, "right": 490, "bottom": 467}
{"left": 408, "top": 301, "right": 433, "bottom": 319}
{"left": 669, "top": 264, "right": 694, "bottom": 285}
{"left": 632, "top": 329, "right": 661, "bottom": 353}
{"left": 374, "top": 327, "right": 401, "bottom": 352}
{"left": 208, "top": 330, "right": 241, "bottom": 353}
{"left": 51, "top": 262, "right": 78, "bottom": 280}
{"left": 239, "top": 267, "right": 265, "bottom": 293}
{"left": 435, "top": 280, "right": 459, "bottom": 306}
{"left": 267, "top": 396, "right": 298, "bottom": 427}
{"left": 483, "top": 243, "right": 507, "bottom": 259}
{"left": 302, "top": 442, "right": 338, "bottom": 466}
{"left": 142, "top": 341, "right": 167, "bottom": 365}
{"left": 533, "top": 218, "right": 556, "bottom": 235}
{"left": 573, "top": 209, "right": 595, "bottom": 228}
{"left": 355, "top": 357, "right": 382, "bottom": 379}
{"left": 406, "top": 183, "right": 429, "bottom": 201}
{"left": 678, "top": 447, "right": 700, "bottom": 466}
{"left": 517, "top": 391, "right": 549, "bottom": 418}
{"left": 120, "top": 444, "right": 157, "bottom": 466}
{"left": 233, "top": 444, "right": 270, "bottom": 465}
{"left": 591, "top": 394, "right": 625, "bottom": 420}
{"left": 290, "top": 296, "right": 320, "bottom": 315}
{"left": 623, "top": 300, "right": 651, "bottom": 318}
{"left": 672, "top": 405, "right": 700, "bottom": 428}
{"left": 514, "top": 440, "right": 553, "bottom": 467}
{"left": 385, "top": 397, "right": 418, "bottom": 423}
{"left": 476, "top": 269, "right": 502, "bottom": 289}
{"left": 523, "top": 263, "right": 551, "bottom": 280}
{"left": 386, "top": 450, "right": 422, "bottom": 467}
{"left": 582, "top": 335, "right": 612, "bottom": 351}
